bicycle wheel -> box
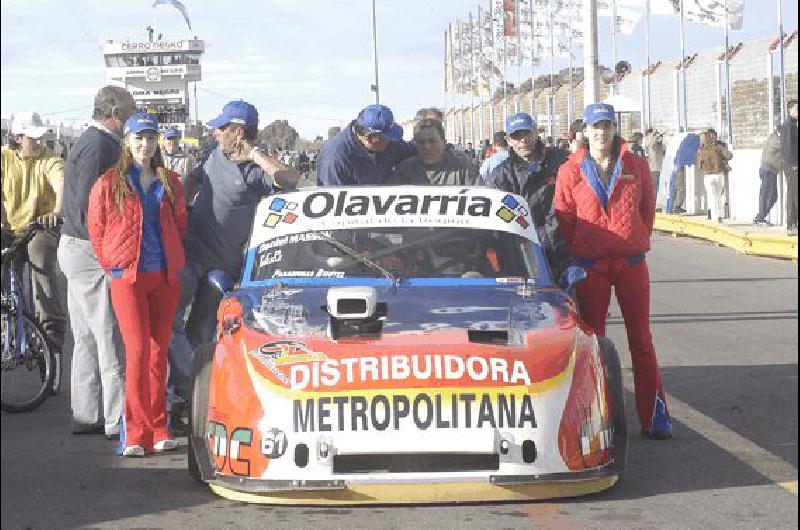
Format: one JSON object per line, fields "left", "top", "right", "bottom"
{"left": 1, "top": 310, "right": 55, "bottom": 413}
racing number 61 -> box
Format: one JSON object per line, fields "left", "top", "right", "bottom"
{"left": 262, "top": 428, "right": 288, "bottom": 459}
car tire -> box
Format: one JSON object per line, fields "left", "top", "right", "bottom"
{"left": 597, "top": 337, "right": 628, "bottom": 472}
{"left": 188, "top": 341, "right": 215, "bottom": 484}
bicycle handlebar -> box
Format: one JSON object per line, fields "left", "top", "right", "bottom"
{"left": 1, "top": 220, "right": 62, "bottom": 260}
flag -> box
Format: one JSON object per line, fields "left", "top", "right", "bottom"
{"left": 444, "top": 29, "right": 451, "bottom": 92}
{"left": 504, "top": 0, "right": 518, "bottom": 37}
{"left": 651, "top": 0, "right": 744, "bottom": 30}
{"left": 152, "top": 0, "right": 192, "bottom": 30}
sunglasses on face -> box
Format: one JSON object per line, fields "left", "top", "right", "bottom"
{"left": 509, "top": 130, "right": 534, "bottom": 141}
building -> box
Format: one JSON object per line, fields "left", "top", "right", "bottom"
{"left": 103, "top": 28, "right": 204, "bottom": 143}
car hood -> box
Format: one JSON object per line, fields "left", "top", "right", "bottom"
{"left": 233, "top": 284, "right": 579, "bottom": 344}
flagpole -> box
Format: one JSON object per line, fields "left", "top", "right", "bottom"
{"left": 679, "top": 0, "right": 688, "bottom": 131}
{"left": 470, "top": 12, "right": 477, "bottom": 148}
{"left": 370, "top": 0, "right": 380, "bottom": 104}
{"left": 503, "top": 7, "right": 509, "bottom": 125}
{"left": 777, "top": 0, "right": 786, "bottom": 121}
{"left": 645, "top": 0, "right": 651, "bottom": 128}
{"left": 567, "top": 0, "right": 574, "bottom": 127}
{"left": 723, "top": 0, "right": 732, "bottom": 144}
{"left": 612, "top": 0, "right": 618, "bottom": 95}
{"left": 529, "top": 1, "right": 536, "bottom": 124}
{"left": 549, "top": 6, "right": 555, "bottom": 141}
{"left": 583, "top": 0, "right": 599, "bottom": 105}
{"left": 444, "top": 29, "right": 450, "bottom": 141}
{"left": 516, "top": 0, "right": 522, "bottom": 113}
{"left": 488, "top": 1, "right": 496, "bottom": 136}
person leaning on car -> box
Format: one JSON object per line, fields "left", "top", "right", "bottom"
{"left": 316, "top": 104, "right": 416, "bottom": 186}
{"left": 386, "top": 118, "right": 480, "bottom": 186}
{"left": 554, "top": 102, "right": 673, "bottom": 440}
{"left": 167, "top": 100, "right": 298, "bottom": 432}
{"left": 489, "top": 112, "right": 570, "bottom": 281}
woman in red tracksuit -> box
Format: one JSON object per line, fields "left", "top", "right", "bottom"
{"left": 88, "top": 113, "right": 187, "bottom": 456}
{"left": 554, "top": 103, "right": 673, "bottom": 440}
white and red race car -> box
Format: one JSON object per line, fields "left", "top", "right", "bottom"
{"left": 188, "top": 186, "right": 627, "bottom": 504}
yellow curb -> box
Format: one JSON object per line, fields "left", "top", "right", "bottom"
{"left": 654, "top": 214, "right": 798, "bottom": 260}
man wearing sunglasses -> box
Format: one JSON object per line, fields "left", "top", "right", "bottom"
{"left": 489, "top": 112, "right": 569, "bottom": 280}
{"left": 317, "top": 104, "right": 416, "bottom": 186}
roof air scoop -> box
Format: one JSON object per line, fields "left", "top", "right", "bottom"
{"left": 327, "top": 287, "right": 377, "bottom": 319}
{"left": 326, "top": 287, "right": 387, "bottom": 339}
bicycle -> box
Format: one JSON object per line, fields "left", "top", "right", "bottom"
{"left": 1, "top": 222, "right": 56, "bottom": 413}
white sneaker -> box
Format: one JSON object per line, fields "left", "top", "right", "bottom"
{"left": 122, "top": 445, "right": 145, "bottom": 457}
{"left": 154, "top": 439, "right": 178, "bottom": 453}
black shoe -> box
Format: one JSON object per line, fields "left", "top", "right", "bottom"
{"left": 673, "top": 207, "right": 686, "bottom": 214}
{"left": 72, "top": 424, "right": 104, "bottom": 435}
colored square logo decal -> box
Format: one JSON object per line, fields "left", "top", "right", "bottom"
{"left": 286, "top": 202, "right": 298, "bottom": 211}
{"left": 502, "top": 195, "right": 519, "bottom": 209}
{"left": 496, "top": 194, "right": 532, "bottom": 229}
{"left": 264, "top": 213, "right": 281, "bottom": 228}
{"left": 496, "top": 206, "right": 516, "bottom": 223}
{"left": 269, "top": 198, "right": 286, "bottom": 212}
{"left": 283, "top": 212, "right": 298, "bottom": 224}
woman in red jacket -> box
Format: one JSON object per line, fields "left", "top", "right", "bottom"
{"left": 554, "top": 103, "right": 672, "bottom": 440}
{"left": 88, "top": 113, "right": 187, "bottom": 456}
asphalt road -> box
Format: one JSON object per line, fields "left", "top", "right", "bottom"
{"left": 2, "top": 232, "right": 797, "bottom": 529}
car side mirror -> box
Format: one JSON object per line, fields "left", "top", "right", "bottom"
{"left": 207, "top": 269, "right": 234, "bottom": 295}
{"left": 561, "top": 266, "right": 587, "bottom": 292}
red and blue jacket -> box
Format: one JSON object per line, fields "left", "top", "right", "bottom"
{"left": 88, "top": 168, "right": 187, "bottom": 283}
{"left": 554, "top": 140, "right": 655, "bottom": 261}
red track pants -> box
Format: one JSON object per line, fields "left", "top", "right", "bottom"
{"left": 575, "top": 257, "right": 667, "bottom": 431}
{"left": 111, "top": 272, "right": 180, "bottom": 451}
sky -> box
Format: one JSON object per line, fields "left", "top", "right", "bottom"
{"left": 1, "top": 0, "right": 797, "bottom": 139}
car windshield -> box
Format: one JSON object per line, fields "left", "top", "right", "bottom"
{"left": 250, "top": 226, "right": 540, "bottom": 283}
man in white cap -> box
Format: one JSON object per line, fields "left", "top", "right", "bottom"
{"left": 1, "top": 112, "right": 66, "bottom": 389}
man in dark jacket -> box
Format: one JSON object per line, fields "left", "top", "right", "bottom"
{"left": 489, "top": 112, "right": 569, "bottom": 281}
{"left": 57, "top": 85, "right": 137, "bottom": 438}
{"left": 316, "top": 104, "right": 416, "bottom": 186}
{"left": 781, "top": 99, "right": 798, "bottom": 235}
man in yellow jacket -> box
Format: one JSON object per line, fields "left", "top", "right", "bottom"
{"left": 1, "top": 111, "right": 66, "bottom": 391}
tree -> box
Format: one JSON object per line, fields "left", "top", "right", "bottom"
{"left": 258, "top": 119, "right": 300, "bottom": 151}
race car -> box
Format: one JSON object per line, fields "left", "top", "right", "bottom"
{"left": 188, "top": 186, "right": 627, "bottom": 504}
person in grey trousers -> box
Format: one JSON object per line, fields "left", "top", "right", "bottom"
{"left": 57, "top": 86, "right": 137, "bottom": 438}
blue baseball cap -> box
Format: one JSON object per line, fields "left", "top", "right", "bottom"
{"left": 584, "top": 103, "right": 616, "bottom": 125}
{"left": 357, "top": 104, "right": 403, "bottom": 141}
{"left": 162, "top": 127, "right": 181, "bottom": 139}
{"left": 207, "top": 100, "right": 259, "bottom": 129}
{"left": 505, "top": 113, "right": 536, "bottom": 135}
{"left": 124, "top": 113, "right": 159, "bottom": 135}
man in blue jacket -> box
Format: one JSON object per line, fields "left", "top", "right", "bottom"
{"left": 317, "top": 104, "right": 416, "bottom": 186}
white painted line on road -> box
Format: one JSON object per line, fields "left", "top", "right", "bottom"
{"left": 625, "top": 382, "right": 798, "bottom": 496}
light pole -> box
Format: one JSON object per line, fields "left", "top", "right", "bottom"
{"left": 370, "top": 0, "right": 380, "bottom": 104}
{"left": 583, "top": 0, "right": 599, "bottom": 106}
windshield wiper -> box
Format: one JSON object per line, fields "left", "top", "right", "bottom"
{"left": 315, "top": 232, "right": 398, "bottom": 285}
